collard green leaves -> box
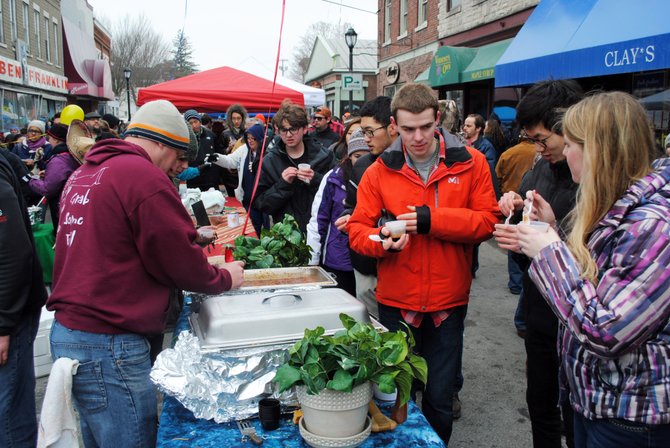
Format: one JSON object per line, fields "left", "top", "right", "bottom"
{"left": 232, "top": 215, "right": 312, "bottom": 268}
{"left": 273, "top": 313, "right": 428, "bottom": 406}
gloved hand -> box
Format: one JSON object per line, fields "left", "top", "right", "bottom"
{"left": 206, "top": 153, "right": 220, "bottom": 163}
{"left": 197, "top": 162, "right": 211, "bottom": 171}
{"left": 176, "top": 167, "right": 201, "bottom": 181}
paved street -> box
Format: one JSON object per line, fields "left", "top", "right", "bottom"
{"left": 36, "top": 240, "right": 568, "bottom": 447}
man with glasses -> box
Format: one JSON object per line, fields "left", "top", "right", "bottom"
{"left": 339, "top": 96, "right": 399, "bottom": 318}
{"left": 255, "top": 101, "right": 335, "bottom": 232}
{"left": 309, "top": 105, "right": 340, "bottom": 149}
{"left": 47, "top": 100, "right": 244, "bottom": 448}
{"left": 495, "top": 79, "right": 583, "bottom": 448}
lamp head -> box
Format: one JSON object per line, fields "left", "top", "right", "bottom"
{"left": 345, "top": 27, "right": 358, "bottom": 50}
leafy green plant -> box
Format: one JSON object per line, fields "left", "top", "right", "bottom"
{"left": 274, "top": 313, "right": 428, "bottom": 407}
{"left": 232, "top": 215, "right": 312, "bottom": 269}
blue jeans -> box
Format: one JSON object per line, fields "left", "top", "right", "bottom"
{"left": 514, "top": 291, "right": 526, "bottom": 332}
{"left": 573, "top": 413, "right": 670, "bottom": 448}
{"left": 507, "top": 251, "right": 523, "bottom": 293}
{"left": 378, "top": 302, "right": 467, "bottom": 444}
{"left": 50, "top": 320, "right": 157, "bottom": 448}
{"left": 0, "top": 309, "right": 40, "bottom": 448}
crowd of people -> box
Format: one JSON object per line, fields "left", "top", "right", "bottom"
{"left": 1, "top": 79, "right": 670, "bottom": 448}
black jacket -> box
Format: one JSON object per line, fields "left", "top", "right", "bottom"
{"left": 309, "top": 127, "right": 340, "bottom": 150}
{"left": 254, "top": 136, "right": 335, "bottom": 233}
{"left": 187, "top": 127, "right": 222, "bottom": 191}
{"left": 344, "top": 151, "right": 381, "bottom": 275}
{"left": 0, "top": 152, "right": 47, "bottom": 335}
{"left": 514, "top": 158, "right": 578, "bottom": 337}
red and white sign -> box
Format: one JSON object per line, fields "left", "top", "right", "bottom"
{"left": 0, "top": 54, "right": 68, "bottom": 94}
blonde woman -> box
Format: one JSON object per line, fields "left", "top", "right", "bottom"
{"left": 517, "top": 92, "right": 670, "bottom": 447}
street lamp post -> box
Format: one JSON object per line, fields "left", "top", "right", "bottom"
{"left": 123, "top": 68, "right": 132, "bottom": 121}
{"left": 344, "top": 27, "right": 357, "bottom": 114}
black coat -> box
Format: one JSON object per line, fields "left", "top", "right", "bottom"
{"left": 514, "top": 159, "right": 578, "bottom": 337}
{"left": 187, "top": 127, "right": 223, "bottom": 191}
{"left": 254, "top": 136, "right": 335, "bottom": 233}
{"left": 0, "top": 152, "right": 47, "bottom": 335}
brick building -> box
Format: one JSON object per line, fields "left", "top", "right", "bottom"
{"left": 0, "top": 0, "right": 68, "bottom": 130}
{"left": 378, "top": 0, "right": 538, "bottom": 119}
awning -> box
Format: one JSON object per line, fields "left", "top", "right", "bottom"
{"left": 461, "top": 39, "right": 513, "bottom": 83}
{"left": 62, "top": 17, "right": 114, "bottom": 100}
{"left": 414, "top": 66, "right": 430, "bottom": 84}
{"left": 429, "top": 46, "right": 477, "bottom": 87}
{"left": 495, "top": 0, "right": 670, "bottom": 87}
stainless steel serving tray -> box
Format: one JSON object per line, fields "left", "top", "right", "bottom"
{"left": 204, "top": 265, "right": 338, "bottom": 293}
{"left": 189, "top": 288, "right": 385, "bottom": 351}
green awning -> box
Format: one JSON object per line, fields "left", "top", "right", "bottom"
{"left": 415, "top": 66, "right": 430, "bottom": 84}
{"left": 461, "top": 39, "right": 513, "bottom": 83}
{"left": 429, "top": 46, "right": 477, "bottom": 87}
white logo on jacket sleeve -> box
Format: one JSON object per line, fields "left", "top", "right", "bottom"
{"left": 448, "top": 177, "right": 460, "bottom": 184}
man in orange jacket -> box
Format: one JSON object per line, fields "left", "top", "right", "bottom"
{"left": 348, "top": 83, "right": 500, "bottom": 444}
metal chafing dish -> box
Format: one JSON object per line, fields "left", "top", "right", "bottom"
{"left": 152, "top": 266, "right": 383, "bottom": 423}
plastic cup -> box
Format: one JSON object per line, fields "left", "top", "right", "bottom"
{"left": 526, "top": 221, "right": 550, "bottom": 232}
{"left": 297, "top": 163, "right": 311, "bottom": 183}
{"left": 227, "top": 212, "right": 240, "bottom": 228}
{"left": 258, "top": 398, "right": 281, "bottom": 431}
{"left": 385, "top": 220, "right": 406, "bottom": 241}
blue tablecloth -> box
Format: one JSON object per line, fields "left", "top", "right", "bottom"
{"left": 156, "top": 303, "right": 446, "bottom": 448}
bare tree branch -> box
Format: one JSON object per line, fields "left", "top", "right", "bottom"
{"left": 289, "top": 21, "right": 353, "bottom": 82}
{"left": 109, "top": 14, "right": 171, "bottom": 97}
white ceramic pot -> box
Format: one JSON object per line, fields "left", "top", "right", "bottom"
{"left": 373, "top": 383, "right": 398, "bottom": 402}
{"left": 296, "top": 382, "right": 373, "bottom": 438}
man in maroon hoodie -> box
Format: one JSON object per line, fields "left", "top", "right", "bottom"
{"left": 47, "top": 100, "right": 244, "bottom": 448}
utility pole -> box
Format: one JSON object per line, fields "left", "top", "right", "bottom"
{"left": 279, "top": 59, "right": 288, "bottom": 77}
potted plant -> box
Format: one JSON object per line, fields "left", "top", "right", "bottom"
{"left": 273, "top": 313, "right": 428, "bottom": 439}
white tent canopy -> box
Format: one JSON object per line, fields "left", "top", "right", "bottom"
{"left": 235, "top": 59, "right": 326, "bottom": 107}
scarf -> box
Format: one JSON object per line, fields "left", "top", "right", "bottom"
{"left": 26, "top": 136, "right": 47, "bottom": 152}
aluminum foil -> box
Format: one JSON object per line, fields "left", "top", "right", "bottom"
{"left": 150, "top": 330, "right": 298, "bottom": 423}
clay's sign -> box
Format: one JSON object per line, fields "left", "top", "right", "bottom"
{"left": 0, "top": 55, "right": 68, "bottom": 94}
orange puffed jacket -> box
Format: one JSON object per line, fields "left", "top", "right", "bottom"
{"left": 348, "top": 130, "right": 501, "bottom": 312}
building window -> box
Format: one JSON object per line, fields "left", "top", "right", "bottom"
{"left": 418, "top": 0, "right": 428, "bottom": 26}
{"left": 53, "top": 22, "right": 59, "bottom": 65}
{"left": 9, "top": 0, "right": 17, "bottom": 41}
{"left": 0, "top": 3, "right": 4, "bottom": 44}
{"left": 384, "top": 0, "right": 392, "bottom": 43}
{"left": 22, "top": 3, "right": 29, "bottom": 49}
{"left": 447, "top": 0, "right": 461, "bottom": 11}
{"left": 34, "top": 9, "right": 41, "bottom": 58}
{"left": 44, "top": 16, "right": 50, "bottom": 62}
{"left": 399, "top": 0, "right": 408, "bottom": 36}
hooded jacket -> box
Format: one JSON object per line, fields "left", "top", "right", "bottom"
{"left": 28, "top": 143, "right": 80, "bottom": 231}
{"left": 529, "top": 157, "right": 670, "bottom": 425}
{"left": 47, "top": 139, "right": 232, "bottom": 335}
{"left": 0, "top": 152, "right": 47, "bottom": 336}
{"left": 186, "top": 126, "right": 221, "bottom": 191}
{"left": 348, "top": 130, "right": 500, "bottom": 311}
{"left": 306, "top": 166, "right": 352, "bottom": 271}
{"left": 254, "top": 135, "right": 335, "bottom": 232}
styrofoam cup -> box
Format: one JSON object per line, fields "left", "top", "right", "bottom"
{"left": 526, "top": 221, "right": 550, "bottom": 232}
{"left": 385, "top": 220, "right": 406, "bottom": 240}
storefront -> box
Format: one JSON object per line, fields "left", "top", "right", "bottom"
{"left": 62, "top": 17, "right": 114, "bottom": 112}
{"left": 428, "top": 39, "right": 516, "bottom": 120}
{"left": 495, "top": 0, "right": 670, "bottom": 144}
{"left": 0, "top": 54, "right": 68, "bottom": 131}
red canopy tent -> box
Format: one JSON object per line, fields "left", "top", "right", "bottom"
{"left": 136, "top": 66, "right": 305, "bottom": 112}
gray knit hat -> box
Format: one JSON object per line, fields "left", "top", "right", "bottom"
{"left": 124, "top": 100, "right": 190, "bottom": 151}
{"left": 347, "top": 128, "right": 370, "bottom": 156}
{"left": 184, "top": 109, "right": 201, "bottom": 122}
{"left": 28, "top": 120, "right": 46, "bottom": 133}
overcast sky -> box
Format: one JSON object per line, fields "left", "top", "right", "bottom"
{"left": 88, "top": 0, "right": 378, "bottom": 78}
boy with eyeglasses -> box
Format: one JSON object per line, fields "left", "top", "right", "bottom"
{"left": 254, "top": 101, "right": 335, "bottom": 233}
{"left": 494, "top": 79, "right": 584, "bottom": 448}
